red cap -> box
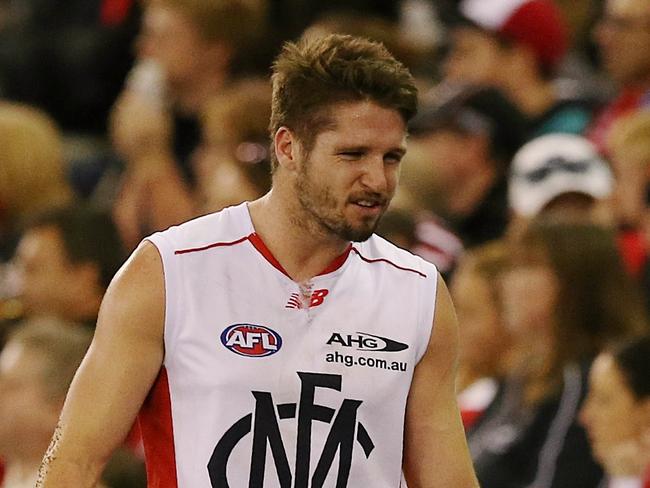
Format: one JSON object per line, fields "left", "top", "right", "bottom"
{"left": 461, "top": 0, "right": 568, "bottom": 72}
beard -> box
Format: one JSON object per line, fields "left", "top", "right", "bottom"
{"left": 294, "top": 162, "right": 387, "bottom": 242}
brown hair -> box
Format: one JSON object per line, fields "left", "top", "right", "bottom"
{"left": 513, "top": 220, "right": 648, "bottom": 392}
{"left": 269, "top": 33, "right": 418, "bottom": 170}
{"left": 507, "top": 220, "right": 649, "bottom": 405}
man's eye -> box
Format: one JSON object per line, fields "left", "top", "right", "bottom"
{"left": 339, "top": 152, "right": 362, "bottom": 159}
{"left": 384, "top": 154, "right": 403, "bottom": 165}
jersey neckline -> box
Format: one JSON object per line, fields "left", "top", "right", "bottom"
{"left": 241, "top": 203, "right": 353, "bottom": 280}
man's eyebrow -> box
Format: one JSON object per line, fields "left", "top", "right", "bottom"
{"left": 334, "top": 145, "right": 407, "bottom": 154}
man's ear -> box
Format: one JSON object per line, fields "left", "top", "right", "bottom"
{"left": 274, "top": 127, "right": 300, "bottom": 172}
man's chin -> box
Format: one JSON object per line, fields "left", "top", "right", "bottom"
{"left": 339, "top": 221, "right": 379, "bottom": 242}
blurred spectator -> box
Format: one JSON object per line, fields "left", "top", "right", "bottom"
{"left": 508, "top": 133, "right": 614, "bottom": 229}
{"left": 300, "top": 9, "right": 420, "bottom": 75}
{"left": 0, "top": 102, "right": 73, "bottom": 262}
{"left": 0, "top": 0, "right": 139, "bottom": 134}
{"left": 580, "top": 336, "right": 650, "bottom": 488}
{"left": 0, "top": 317, "right": 92, "bottom": 488}
{"left": 8, "top": 206, "right": 125, "bottom": 327}
{"left": 588, "top": 0, "right": 650, "bottom": 154}
{"left": 193, "top": 78, "right": 272, "bottom": 213}
{"left": 444, "top": 0, "right": 595, "bottom": 137}
{"left": 470, "top": 221, "right": 647, "bottom": 488}
{"left": 408, "top": 85, "right": 527, "bottom": 249}
{"left": 375, "top": 208, "right": 418, "bottom": 250}
{"left": 608, "top": 111, "right": 650, "bottom": 305}
{"left": 450, "top": 240, "right": 512, "bottom": 430}
{"left": 110, "top": 0, "right": 269, "bottom": 248}
{"left": 609, "top": 111, "right": 650, "bottom": 240}
{"left": 267, "top": 0, "right": 399, "bottom": 41}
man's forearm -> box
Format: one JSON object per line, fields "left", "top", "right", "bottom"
{"left": 37, "top": 426, "right": 105, "bottom": 488}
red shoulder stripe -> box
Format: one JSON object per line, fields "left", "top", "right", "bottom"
{"left": 351, "top": 247, "right": 427, "bottom": 278}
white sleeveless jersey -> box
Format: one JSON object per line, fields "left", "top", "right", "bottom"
{"left": 140, "top": 203, "right": 438, "bottom": 488}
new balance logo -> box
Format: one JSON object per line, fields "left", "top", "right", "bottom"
{"left": 285, "top": 289, "right": 329, "bottom": 309}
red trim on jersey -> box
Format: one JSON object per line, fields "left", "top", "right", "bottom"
{"left": 248, "top": 232, "right": 352, "bottom": 278}
{"left": 319, "top": 244, "right": 353, "bottom": 274}
{"left": 247, "top": 233, "right": 290, "bottom": 276}
{"left": 351, "top": 247, "right": 427, "bottom": 278}
{"left": 175, "top": 231, "right": 353, "bottom": 277}
{"left": 174, "top": 235, "right": 249, "bottom": 255}
{"left": 138, "top": 367, "right": 178, "bottom": 488}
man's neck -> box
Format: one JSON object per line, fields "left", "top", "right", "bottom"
{"left": 247, "top": 190, "right": 351, "bottom": 283}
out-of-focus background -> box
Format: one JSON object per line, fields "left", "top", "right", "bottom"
{"left": 0, "top": 0, "right": 649, "bottom": 486}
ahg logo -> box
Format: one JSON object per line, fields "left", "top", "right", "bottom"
{"left": 327, "top": 332, "right": 408, "bottom": 352}
{"left": 208, "top": 372, "right": 374, "bottom": 487}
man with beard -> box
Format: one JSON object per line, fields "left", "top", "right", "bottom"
{"left": 37, "top": 34, "right": 478, "bottom": 488}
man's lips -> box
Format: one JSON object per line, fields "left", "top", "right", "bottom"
{"left": 348, "top": 198, "right": 386, "bottom": 216}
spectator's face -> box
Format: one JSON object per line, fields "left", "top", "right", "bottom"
{"left": 610, "top": 143, "right": 650, "bottom": 228}
{"left": 0, "top": 341, "right": 59, "bottom": 458}
{"left": 289, "top": 101, "right": 406, "bottom": 242}
{"left": 579, "top": 353, "right": 648, "bottom": 473}
{"left": 500, "top": 262, "right": 558, "bottom": 337}
{"left": 444, "top": 27, "right": 508, "bottom": 86}
{"left": 410, "top": 129, "right": 489, "bottom": 216}
{"left": 12, "top": 226, "right": 74, "bottom": 318}
{"left": 595, "top": 0, "right": 650, "bottom": 85}
{"left": 137, "top": 3, "right": 217, "bottom": 98}
{"left": 451, "top": 265, "right": 508, "bottom": 376}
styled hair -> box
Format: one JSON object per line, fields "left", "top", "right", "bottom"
{"left": 23, "top": 205, "right": 126, "bottom": 289}
{"left": 269, "top": 33, "right": 418, "bottom": 170}
{"left": 611, "top": 335, "right": 650, "bottom": 400}
{"left": 7, "top": 317, "right": 92, "bottom": 402}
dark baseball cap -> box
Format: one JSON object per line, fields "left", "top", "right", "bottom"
{"left": 409, "top": 84, "right": 528, "bottom": 164}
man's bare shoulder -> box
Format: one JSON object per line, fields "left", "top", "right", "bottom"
{"left": 95, "top": 240, "right": 165, "bottom": 340}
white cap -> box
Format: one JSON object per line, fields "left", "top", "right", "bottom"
{"left": 460, "top": 0, "right": 528, "bottom": 30}
{"left": 509, "top": 133, "right": 614, "bottom": 217}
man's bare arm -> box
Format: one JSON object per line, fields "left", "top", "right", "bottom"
{"left": 37, "top": 241, "right": 165, "bottom": 487}
{"left": 403, "top": 273, "right": 479, "bottom": 488}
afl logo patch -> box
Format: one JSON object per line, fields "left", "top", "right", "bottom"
{"left": 221, "top": 324, "right": 282, "bottom": 357}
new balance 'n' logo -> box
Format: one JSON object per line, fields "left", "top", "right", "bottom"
{"left": 285, "top": 289, "right": 329, "bottom": 309}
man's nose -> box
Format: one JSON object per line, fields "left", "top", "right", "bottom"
{"left": 360, "top": 157, "right": 389, "bottom": 193}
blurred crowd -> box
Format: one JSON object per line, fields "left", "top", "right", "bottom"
{"left": 1, "top": 0, "right": 650, "bottom": 487}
